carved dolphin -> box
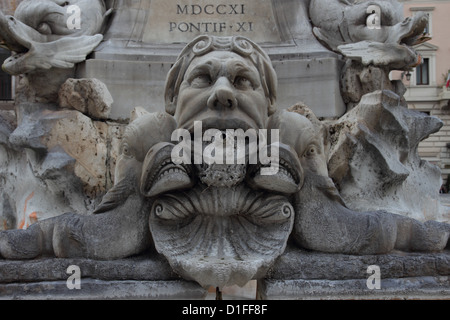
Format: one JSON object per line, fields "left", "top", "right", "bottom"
{"left": 310, "top": 0, "right": 428, "bottom": 45}
{"left": 93, "top": 112, "right": 179, "bottom": 214}
{"left": 14, "top": 0, "right": 111, "bottom": 37}
{"left": 285, "top": 108, "right": 450, "bottom": 254}
{"left": 0, "top": 0, "right": 111, "bottom": 75}
{"left": 309, "top": 0, "right": 430, "bottom": 69}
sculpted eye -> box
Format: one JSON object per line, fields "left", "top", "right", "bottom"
{"left": 121, "top": 143, "right": 132, "bottom": 157}
{"left": 37, "top": 22, "right": 52, "bottom": 34}
{"left": 191, "top": 74, "right": 212, "bottom": 88}
{"left": 304, "top": 144, "right": 318, "bottom": 158}
{"left": 234, "top": 76, "right": 253, "bottom": 90}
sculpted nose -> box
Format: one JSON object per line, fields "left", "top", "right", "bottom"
{"left": 207, "top": 77, "right": 237, "bottom": 110}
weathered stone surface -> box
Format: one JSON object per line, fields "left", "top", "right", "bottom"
{"left": 12, "top": 102, "right": 124, "bottom": 200}
{"left": 147, "top": 36, "right": 297, "bottom": 288}
{"left": 82, "top": 0, "right": 346, "bottom": 120}
{"left": 0, "top": 280, "right": 206, "bottom": 300}
{"left": 143, "top": 0, "right": 280, "bottom": 44}
{"left": 59, "top": 78, "right": 113, "bottom": 120}
{"left": 0, "top": 0, "right": 108, "bottom": 75}
{"left": 310, "top": 0, "right": 429, "bottom": 107}
{"left": 0, "top": 254, "right": 177, "bottom": 284}
{"left": 266, "top": 247, "right": 450, "bottom": 281}
{"left": 2, "top": 249, "right": 448, "bottom": 300}
{"left": 0, "top": 102, "right": 125, "bottom": 230}
{"left": 1, "top": 106, "right": 88, "bottom": 229}
{"left": 1, "top": 35, "right": 450, "bottom": 296}
{"left": 258, "top": 277, "right": 450, "bottom": 300}
{"left": 0, "top": 1, "right": 109, "bottom": 104}
{"left": 329, "top": 90, "right": 445, "bottom": 222}
{"left": 260, "top": 247, "right": 450, "bottom": 299}
{"left": 309, "top": 0, "right": 427, "bottom": 70}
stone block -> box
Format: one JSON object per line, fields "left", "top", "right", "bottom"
{"left": 259, "top": 247, "right": 450, "bottom": 300}
{"left": 258, "top": 277, "right": 450, "bottom": 300}
{"left": 0, "top": 254, "right": 205, "bottom": 300}
{"left": 0, "top": 280, "right": 207, "bottom": 300}
{"left": 59, "top": 78, "right": 113, "bottom": 120}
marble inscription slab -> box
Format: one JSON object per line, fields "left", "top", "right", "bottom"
{"left": 143, "top": 0, "right": 281, "bottom": 44}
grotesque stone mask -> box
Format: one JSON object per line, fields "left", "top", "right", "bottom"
{"left": 144, "top": 35, "right": 300, "bottom": 288}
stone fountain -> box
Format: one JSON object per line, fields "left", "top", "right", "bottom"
{"left": 0, "top": 0, "right": 448, "bottom": 300}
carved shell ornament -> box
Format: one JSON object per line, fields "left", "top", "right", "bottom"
{"left": 150, "top": 186, "right": 294, "bottom": 288}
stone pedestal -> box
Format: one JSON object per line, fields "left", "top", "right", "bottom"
{"left": 0, "top": 254, "right": 207, "bottom": 300}
{"left": 2, "top": 248, "right": 448, "bottom": 300}
{"left": 258, "top": 246, "right": 450, "bottom": 300}
{"left": 1, "top": 280, "right": 207, "bottom": 300}
{"left": 258, "top": 277, "right": 449, "bottom": 300}
{"left": 79, "top": 0, "right": 346, "bottom": 120}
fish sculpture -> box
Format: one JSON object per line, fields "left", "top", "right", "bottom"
{"left": 309, "top": 0, "right": 430, "bottom": 70}
{"left": 0, "top": 0, "right": 111, "bottom": 75}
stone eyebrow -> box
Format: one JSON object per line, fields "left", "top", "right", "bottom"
{"left": 185, "top": 59, "right": 220, "bottom": 82}
{"left": 227, "top": 61, "right": 260, "bottom": 85}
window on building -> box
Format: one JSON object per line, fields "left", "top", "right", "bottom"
{"left": 0, "top": 49, "right": 13, "bottom": 101}
{"left": 410, "top": 7, "right": 434, "bottom": 37}
{"left": 416, "top": 58, "right": 430, "bottom": 86}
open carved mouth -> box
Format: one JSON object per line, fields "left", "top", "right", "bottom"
{"left": 184, "top": 117, "right": 255, "bottom": 135}
{"left": 141, "top": 132, "right": 304, "bottom": 198}
{"left": 140, "top": 142, "right": 194, "bottom": 198}
{"left": 247, "top": 143, "right": 304, "bottom": 195}
{"left": 397, "top": 13, "right": 430, "bottom": 47}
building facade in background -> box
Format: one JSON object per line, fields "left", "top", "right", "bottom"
{"left": 398, "top": 0, "right": 450, "bottom": 189}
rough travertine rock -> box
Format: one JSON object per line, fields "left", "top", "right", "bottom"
{"left": 329, "top": 90, "right": 445, "bottom": 222}
{"left": 10, "top": 103, "right": 124, "bottom": 200}
{"left": 0, "top": 102, "right": 125, "bottom": 230}
{"left": 59, "top": 78, "right": 113, "bottom": 120}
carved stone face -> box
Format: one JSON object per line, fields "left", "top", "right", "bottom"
{"left": 174, "top": 51, "right": 270, "bottom": 132}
